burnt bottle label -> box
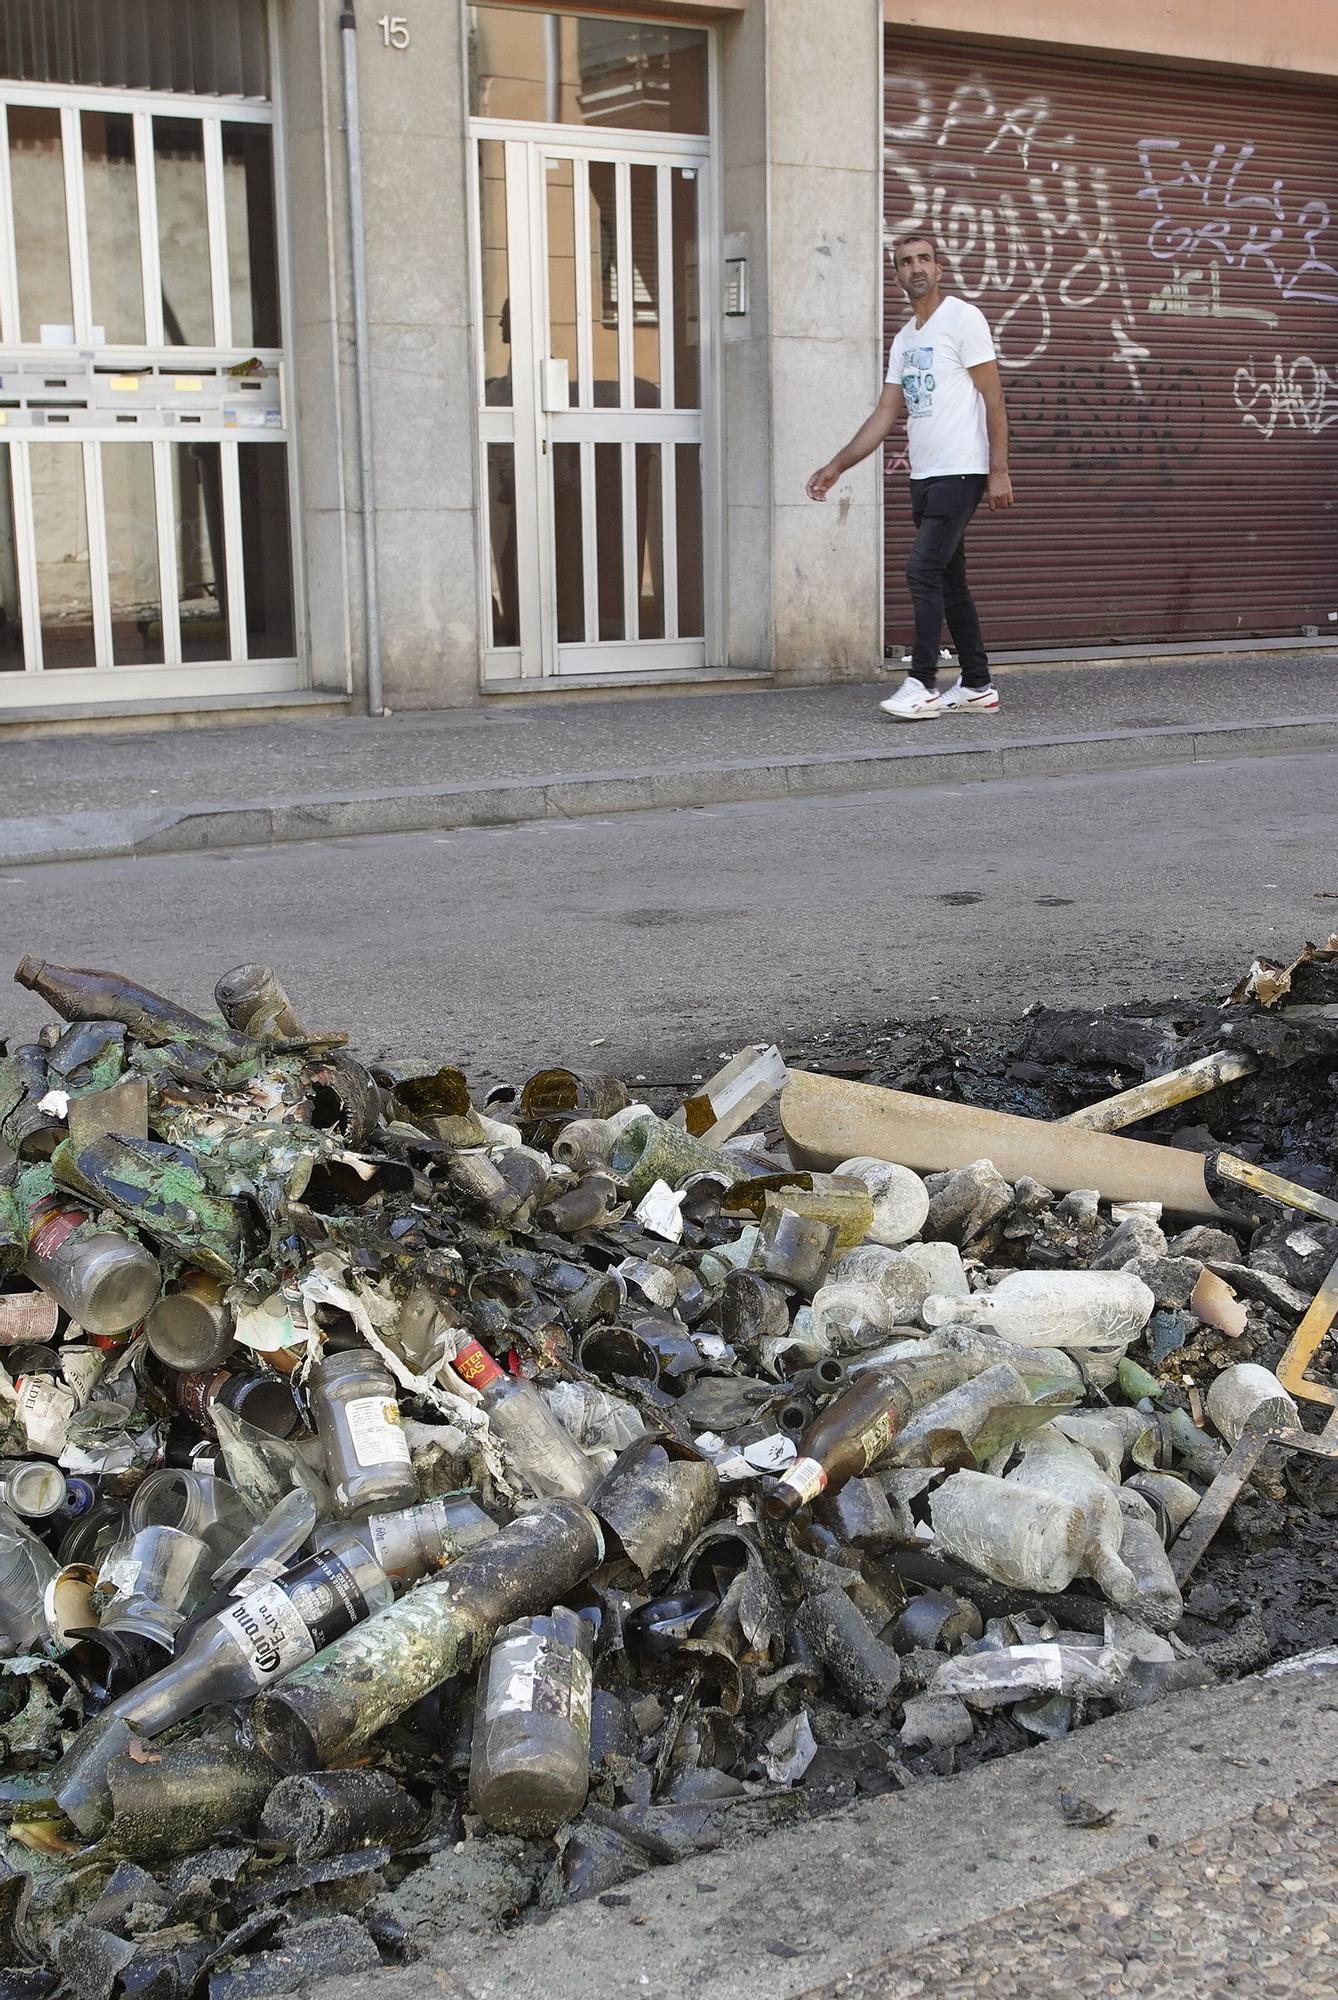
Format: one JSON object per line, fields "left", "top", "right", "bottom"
{"left": 219, "top": 1552, "right": 370, "bottom": 1684}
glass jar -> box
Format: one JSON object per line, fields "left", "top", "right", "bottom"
{"left": 310, "top": 1349, "right": 418, "bottom": 1518}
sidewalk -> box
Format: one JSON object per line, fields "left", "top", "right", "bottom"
{"left": 1, "top": 651, "right": 1335, "bottom": 867}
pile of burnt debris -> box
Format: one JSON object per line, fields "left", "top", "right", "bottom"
{"left": 1, "top": 944, "right": 1336, "bottom": 1997}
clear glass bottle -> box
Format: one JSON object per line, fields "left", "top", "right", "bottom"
{"left": 452, "top": 1338, "right": 599, "bottom": 1502}
{"left": 106, "top": 1526, "right": 393, "bottom": 1738}
{"left": 0, "top": 1510, "right": 61, "bottom": 1652}
{"left": 929, "top": 1468, "right": 1091, "bottom": 1594}
{"left": 128, "top": 1467, "right": 256, "bottom": 1563}
{"left": 23, "top": 1200, "right": 161, "bottom": 1339}
{"left": 921, "top": 1270, "right": 1155, "bottom": 1349}
{"left": 319, "top": 1492, "right": 498, "bottom": 1587}
{"left": 1205, "top": 1362, "right": 1299, "bottom": 1445}
{"left": 1006, "top": 1435, "right": 1137, "bottom": 1608}
{"left": 310, "top": 1349, "right": 419, "bottom": 1518}
{"left": 469, "top": 1606, "right": 595, "bottom": 1834}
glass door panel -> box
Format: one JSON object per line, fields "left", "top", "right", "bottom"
{"left": 83, "top": 111, "right": 146, "bottom": 344}
{"left": 0, "top": 446, "right": 22, "bottom": 671}
{"left": 30, "top": 442, "right": 95, "bottom": 670}
{"left": 154, "top": 117, "right": 214, "bottom": 347}
{"left": 9, "top": 106, "right": 73, "bottom": 342}
{"left": 103, "top": 442, "right": 163, "bottom": 664}
{"left": 477, "top": 135, "right": 710, "bottom": 682}
{"left": 172, "top": 441, "right": 230, "bottom": 660}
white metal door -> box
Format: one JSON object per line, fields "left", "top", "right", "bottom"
{"left": 474, "top": 126, "right": 711, "bottom": 682}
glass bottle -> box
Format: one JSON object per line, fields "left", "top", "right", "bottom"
{"left": 929, "top": 1468, "right": 1091, "bottom": 1594}
{"left": 763, "top": 1364, "right": 915, "bottom": 1519}
{"left": 318, "top": 1491, "right": 498, "bottom": 1586}
{"left": 310, "top": 1349, "right": 419, "bottom": 1518}
{"left": 921, "top": 1269, "right": 1155, "bottom": 1349}
{"left": 14, "top": 955, "right": 253, "bottom": 1058}
{"left": 129, "top": 1467, "right": 257, "bottom": 1563}
{"left": 469, "top": 1606, "right": 595, "bottom": 1834}
{"left": 1204, "top": 1362, "right": 1299, "bottom": 1445}
{"left": 144, "top": 1272, "right": 236, "bottom": 1370}
{"left": 213, "top": 963, "right": 306, "bottom": 1041}
{"left": 23, "top": 1199, "right": 161, "bottom": 1339}
{"left": 105, "top": 1527, "right": 393, "bottom": 1738}
{"left": 452, "top": 1338, "right": 600, "bottom": 1502}
{"left": 0, "top": 1510, "right": 61, "bottom": 1652}
{"left": 1006, "top": 1436, "right": 1137, "bottom": 1608}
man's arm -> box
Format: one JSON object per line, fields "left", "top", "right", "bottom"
{"left": 806, "top": 383, "right": 907, "bottom": 500}
{"left": 968, "top": 359, "right": 1013, "bottom": 511}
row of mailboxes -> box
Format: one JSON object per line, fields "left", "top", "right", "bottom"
{"left": 0, "top": 355, "right": 283, "bottom": 430}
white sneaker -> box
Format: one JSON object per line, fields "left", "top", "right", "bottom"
{"left": 879, "top": 678, "right": 942, "bottom": 722}
{"left": 938, "top": 679, "right": 1000, "bottom": 713}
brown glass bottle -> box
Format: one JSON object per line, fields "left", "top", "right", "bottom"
{"left": 14, "top": 957, "right": 253, "bottom": 1058}
{"left": 763, "top": 1365, "right": 913, "bottom": 1520}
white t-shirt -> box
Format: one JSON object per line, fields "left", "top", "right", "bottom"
{"left": 886, "top": 296, "right": 996, "bottom": 479}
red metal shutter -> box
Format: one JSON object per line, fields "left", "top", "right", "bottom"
{"left": 883, "top": 34, "right": 1338, "bottom": 653}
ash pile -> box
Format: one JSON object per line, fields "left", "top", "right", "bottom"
{"left": 0, "top": 947, "right": 1336, "bottom": 1997}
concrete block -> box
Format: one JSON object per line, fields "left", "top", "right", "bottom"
{"left": 767, "top": 0, "right": 881, "bottom": 175}
{"left": 770, "top": 498, "right": 881, "bottom": 680}
{"left": 375, "top": 506, "right": 481, "bottom": 709}
{"left": 768, "top": 164, "right": 880, "bottom": 345}
{"left": 544, "top": 774, "right": 657, "bottom": 819}
{"left": 370, "top": 322, "right": 475, "bottom": 514}
{"left": 769, "top": 340, "right": 883, "bottom": 507}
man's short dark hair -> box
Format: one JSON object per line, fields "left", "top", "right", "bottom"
{"left": 892, "top": 231, "right": 943, "bottom": 263}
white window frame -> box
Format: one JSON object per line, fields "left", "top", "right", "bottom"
{"left": 0, "top": 2, "right": 306, "bottom": 711}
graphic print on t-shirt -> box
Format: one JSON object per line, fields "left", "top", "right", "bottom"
{"left": 901, "top": 345, "right": 936, "bottom": 416}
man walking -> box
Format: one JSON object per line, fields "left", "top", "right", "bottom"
{"left": 806, "top": 234, "right": 1013, "bottom": 720}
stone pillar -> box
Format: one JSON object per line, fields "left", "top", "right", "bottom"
{"left": 280, "top": 1, "right": 482, "bottom": 712}
{"left": 719, "top": 0, "right": 884, "bottom": 682}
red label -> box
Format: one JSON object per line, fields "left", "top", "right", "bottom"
{"left": 28, "top": 1206, "right": 85, "bottom": 1262}
{"left": 454, "top": 1338, "right": 504, "bottom": 1389}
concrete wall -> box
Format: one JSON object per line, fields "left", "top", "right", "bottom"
{"left": 720, "top": 0, "right": 885, "bottom": 683}
{"left": 883, "top": 0, "right": 1338, "bottom": 80}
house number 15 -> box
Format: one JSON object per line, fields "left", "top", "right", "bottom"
{"left": 378, "top": 15, "right": 410, "bottom": 48}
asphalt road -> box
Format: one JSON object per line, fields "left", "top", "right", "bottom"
{"left": 1, "top": 750, "right": 1334, "bottom": 1081}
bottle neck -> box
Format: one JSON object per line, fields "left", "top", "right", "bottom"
{"left": 110, "top": 1640, "right": 215, "bottom": 1737}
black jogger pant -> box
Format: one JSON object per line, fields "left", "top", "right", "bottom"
{"left": 905, "top": 473, "right": 989, "bottom": 690}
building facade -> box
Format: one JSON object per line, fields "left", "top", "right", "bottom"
{"left": 0, "top": 0, "right": 1333, "bottom": 728}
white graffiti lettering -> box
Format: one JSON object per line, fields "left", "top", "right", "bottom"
{"left": 1136, "top": 139, "right": 1338, "bottom": 304}
{"left": 885, "top": 72, "right": 1136, "bottom": 371}
{"left": 1232, "top": 354, "right": 1338, "bottom": 440}
{"left": 1147, "top": 262, "right": 1279, "bottom": 327}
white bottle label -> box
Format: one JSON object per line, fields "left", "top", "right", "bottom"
{"left": 15, "top": 1374, "right": 76, "bottom": 1457}
{"left": 217, "top": 1580, "right": 317, "bottom": 1683}
{"left": 343, "top": 1392, "right": 412, "bottom": 1469}
{"left": 777, "top": 1455, "right": 828, "bottom": 1506}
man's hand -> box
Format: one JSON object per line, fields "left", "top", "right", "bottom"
{"left": 987, "top": 468, "right": 1014, "bottom": 511}
{"left": 805, "top": 463, "right": 840, "bottom": 502}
